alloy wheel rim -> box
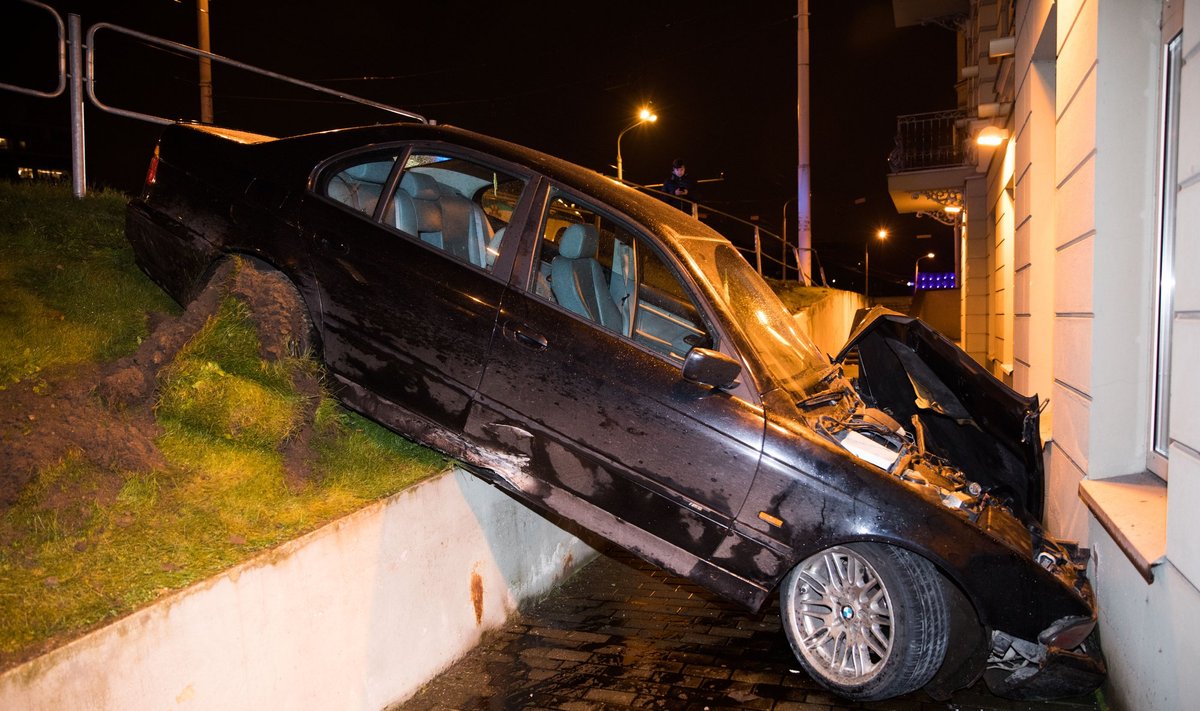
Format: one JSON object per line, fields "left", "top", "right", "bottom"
{"left": 787, "top": 546, "right": 895, "bottom": 684}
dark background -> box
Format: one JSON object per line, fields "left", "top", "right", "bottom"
{"left": 1, "top": 0, "right": 957, "bottom": 294}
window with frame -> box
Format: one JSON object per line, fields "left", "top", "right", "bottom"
{"left": 530, "top": 189, "right": 711, "bottom": 362}
{"left": 324, "top": 150, "right": 527, "bottom": 273}
{"left": 324, "top": 155, "right": 399, "bottom": 218}
{"left": 384, "top": 153, "right": 527, "bottom": 272}
{"left": 1149, "top": 7, "right": 1182, "bottom": 479}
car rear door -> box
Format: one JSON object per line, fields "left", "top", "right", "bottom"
{"left": 464, "top": 184, "right": 765, "bottom": 569}
{"left": 301, "top": 148, "right": 531, "bottom": 431}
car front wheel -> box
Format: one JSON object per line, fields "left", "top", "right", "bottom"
{"left": 779, "top": 543, "right": 950, "bottom": 701}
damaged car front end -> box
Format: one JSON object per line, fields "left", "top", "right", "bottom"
{"left": 791, "top": 309, "right": 1106, "bottom": 700}
{"left": 661, "top": 236, "right": 1105, "bottom": 701}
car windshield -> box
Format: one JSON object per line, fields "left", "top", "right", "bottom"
{"left": 678, "top": 235, "right": 832, "bottom": 395}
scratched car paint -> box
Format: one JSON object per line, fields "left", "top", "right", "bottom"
{"left": 126, "top": 121, "right": 1104, "bottom": 702}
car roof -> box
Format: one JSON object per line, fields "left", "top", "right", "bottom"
{"left": 228, "top": 122, "right": 721, "bottom": 252}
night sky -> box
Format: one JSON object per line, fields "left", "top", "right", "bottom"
{"left": 2, "top": 0, "right": 957, "bottom": 294}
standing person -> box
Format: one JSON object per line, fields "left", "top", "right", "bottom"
{"left": 661, "top": 158, "right": 696, "bottom": 213}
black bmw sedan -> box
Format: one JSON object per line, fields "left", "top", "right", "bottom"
{"left": 126, "top": 120, "right": 1104, "bottom": 702}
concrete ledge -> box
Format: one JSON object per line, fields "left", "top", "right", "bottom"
{"left": 0, "top": 468, "right": 595, "bottom": 710}
{"left": 1079, "top": 471, "right": 1167, "bottom": 583}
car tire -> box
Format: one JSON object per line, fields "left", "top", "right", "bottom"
{"left": 223, "top": 257, "right": 315, "bottom": 361}
{"left": 779, "top": 542, "right": 949, "bottom": 701}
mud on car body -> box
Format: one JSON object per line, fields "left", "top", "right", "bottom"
{"left": 126, "top": 120, "right": 1104, "bottom": 702}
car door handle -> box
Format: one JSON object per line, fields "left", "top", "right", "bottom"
{"left": 504, "top": 322, "right": 548, "bottom": 351}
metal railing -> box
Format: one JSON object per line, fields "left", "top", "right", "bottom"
{"left": 624, "top": 181, "right": 828, "bottom": 287}
{"left": 85, "top": 23, "right": 426, "bottom": 127}
{"left": 0, "top": 4, "right": 427, "bottom": 197}
{"left": 887, "top": 109, "right": 972, "bottom": 172}
{"left": 4, "top": 4, "right": 825, "bottom": 291}
{"left": 0, "top": 0, "right": 65, "bottom": 99}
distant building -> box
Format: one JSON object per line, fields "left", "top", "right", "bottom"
{"left": 0, "top": 119, "right": 70, "bottom": 184}
{"left": 888, "top": 1, "right": 1195, "bottom": 708}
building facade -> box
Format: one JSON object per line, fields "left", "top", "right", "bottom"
{"left": 889, "top": 0, "right": 1197, "bottom": 707}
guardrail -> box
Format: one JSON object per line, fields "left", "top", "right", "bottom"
{"left": 0, "top": 4, "right": 426, "bottom": 197}
{"left": 84, "top": 23, "right": 426, "bottom": 127}
{"left": 0, "top": 0, "right": 65, "bottom": 99}
{"left": 625, "top": 181, "right": 828, "bottom": 286}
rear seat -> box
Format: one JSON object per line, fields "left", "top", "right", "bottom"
{"left": 327, "top": 161, "right": 393, "bottom": 215}
{"left": 331, "top": 165, "right": 495, "bottom": 271}
{"left": 400, "top": 172, "right": 445, "bottom": 250}
{"left": 399, "top": 171, "right": 493, "bottom": 269}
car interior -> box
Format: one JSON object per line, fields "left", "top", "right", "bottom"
{"left": 326, "top": 154, "right": 519, "bottom": 273}
{"left": 534, "top": 193, "right": 709, "bottom": 363}
{"left": 326, "top": 158, "right": 708, "bottom": 364}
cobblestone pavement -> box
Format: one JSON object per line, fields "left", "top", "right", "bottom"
{"left": 395, "top": 549, "right": 1105, "bottom": 711}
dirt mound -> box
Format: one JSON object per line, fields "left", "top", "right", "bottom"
{"left": 0, "top": 258, "right": 319, "bottom": 512}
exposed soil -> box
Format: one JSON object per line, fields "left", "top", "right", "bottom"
{"left": 0, "top": 259, "right": 320, "bottom": 519}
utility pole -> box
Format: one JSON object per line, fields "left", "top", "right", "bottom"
{"left": 197, "top": 0, "right": 213, "bottom": 124}
{"left": 796, "top": 0, "right": 812, "bottom": 285}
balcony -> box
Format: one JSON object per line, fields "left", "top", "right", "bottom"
{"left": 887, "top": 109, "right": 977, "bottom": 215}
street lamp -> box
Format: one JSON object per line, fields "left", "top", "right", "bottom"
{"left": 865, "top": 228, "right": 887, "bottom": 301}
{"left": 616, "top": 107, "right": 657, "bottom": 182}
{"left": 913, "top": 252, "right": 935, "bottom": 293}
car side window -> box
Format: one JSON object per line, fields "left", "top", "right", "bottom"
{"left": 324, "top": 156, "right": 398, "bottom": 217}
{"left": 531, "top": 189, "right": 711, "bottom": 362}
{"left": 383, "top": 153, "right": 527, "bottom": 273}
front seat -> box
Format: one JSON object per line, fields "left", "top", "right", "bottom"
{"left": 550, "top": 224, "right": 622, "bottom": 330}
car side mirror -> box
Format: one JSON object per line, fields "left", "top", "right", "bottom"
{"left": 682, "top": 348, "right": 741, "bottom": 390}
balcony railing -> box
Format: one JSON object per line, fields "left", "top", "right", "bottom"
{"left": 888, "top": 109, "right": 972, "bottom": 172}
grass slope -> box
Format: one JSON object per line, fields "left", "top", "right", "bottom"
{"left": 0, "top": 183, "right": 446, "bottom": 668}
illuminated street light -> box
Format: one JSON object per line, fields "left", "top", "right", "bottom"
{"left": 616, "top": 107, "right": 658, "bottom": 182}
{"left": 865, "top": 228, "right": 888, "bottom": 301}
{"left": 914, "top": 252, "right": 935, "bottom": 294}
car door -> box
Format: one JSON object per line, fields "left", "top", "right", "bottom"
{"left": 301, "top": 147, "right": 531, "bottom": 431}
{"left": 464, "top": 185, "right": 765, "bottom": 566}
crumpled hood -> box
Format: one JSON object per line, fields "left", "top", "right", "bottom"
{"left": 835, "top": 307, "right": 1045, "bottom": 522}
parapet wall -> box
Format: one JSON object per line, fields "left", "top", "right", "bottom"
{"left": 0, "top": 469, "right": 594, "bottom": 711}
{"left": 792, "top": 289, "right": 867, "bottom": 358}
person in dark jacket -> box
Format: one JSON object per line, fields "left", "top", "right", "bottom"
{"left": 661, "top": 158, "right": 696, "bottom": 212}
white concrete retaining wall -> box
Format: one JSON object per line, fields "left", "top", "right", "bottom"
{"left": 0, "top": 468, "right": 595, "bottom": 711}
{"left": 792, "top": 289, "right": 866, "bottom": 359}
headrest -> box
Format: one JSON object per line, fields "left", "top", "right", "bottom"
{"left": 400, "top": 171, "right": 441, "bottom": 200}
{"left": 342, "top": 161, "right": 393, "bottom": 184}
{"left": 558, "top": 224, "right": 598, "bottom": 259}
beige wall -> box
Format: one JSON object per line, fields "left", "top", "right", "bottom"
{"left": 791, "top": 289, "right": 867, "bottom": 359}
{"left": 1050, "top": 0, "right": 1099, "bottom": 546}
{"left": 1009, "top": 0, "right": 1200, "bottom": 707}
{"left": 962, "top": 176, "right": 990, "bottom": 363}
{"left": 918, "top": 0, "right": 1197, "bottom": 705}
{"left": 1012, "top": 0, "right": 1058, "bottom": 442}
{"left": 984, "top": 140, "right": 1016, "bottom": 384}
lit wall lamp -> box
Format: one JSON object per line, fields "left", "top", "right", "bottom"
{"left": 976, "top": 126, "right": 1009, "bottom": 147}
